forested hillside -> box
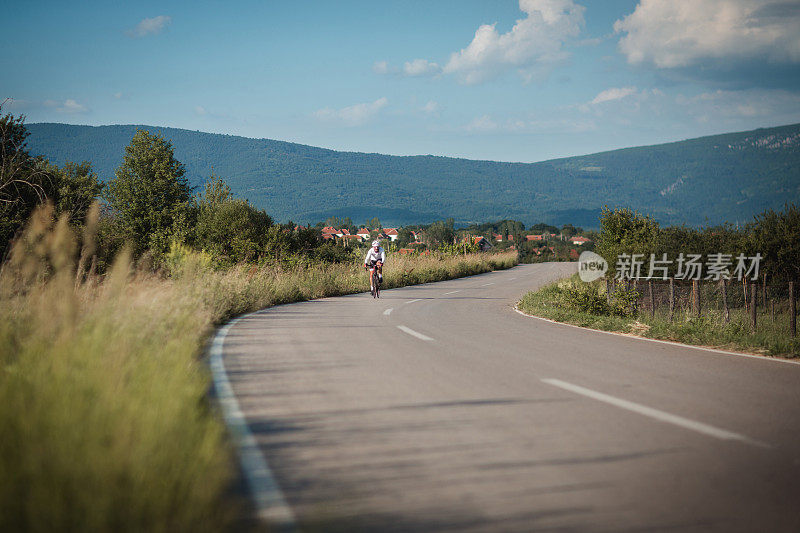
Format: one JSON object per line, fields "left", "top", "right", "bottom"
{"left": 26, "top": 123, "right": 800, "bottom": 227}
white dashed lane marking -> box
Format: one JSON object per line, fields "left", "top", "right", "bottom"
{"left": 397, "top": 325, "right": 434, "bottom": 341}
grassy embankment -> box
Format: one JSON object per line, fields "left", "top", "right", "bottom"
{"left": 518, "top": 275, "right": 799, "bottom": 357}
{"left": 0, "top": 206, "right": 517, "bottom": 532}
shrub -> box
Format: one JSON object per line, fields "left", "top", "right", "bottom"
{"left": 610, "top": 285, "right": 641, "bottom": 317}
{"left": 559, "top": 280, "right": 611, "bottom": 315}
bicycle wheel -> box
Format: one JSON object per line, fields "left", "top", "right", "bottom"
{"left": 371, "top": 269, "right": 379, "bottom": 298}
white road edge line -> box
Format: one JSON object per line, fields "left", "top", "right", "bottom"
{"left": 397, "top": 325, "right": 434, "bottom": 341}
{"left": 508, "top": 277, "right": 516, "bottom": 281}
{"left": 514, "top": 307, "right": 800, "bottom": 366}
{"left": 542, "top": 379, "right": 769, "bottom": 448}
{"left": 209, "top": 313, "right": 297, "bottom": 528}
{"left": 481, "top": 282, "right": 495, "bottom": 287}
{"left": 442, "top": 290, "right": 461, "bottom": 295}
{"left": 383, "top": 308, "right": 394, "bottom": 316}
{"left": 406, "top": 298, "right": 423, "bottom": 304}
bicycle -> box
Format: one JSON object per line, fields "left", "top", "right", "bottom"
{"left": 367, "top": 262, "right": 382, "bottom": 298}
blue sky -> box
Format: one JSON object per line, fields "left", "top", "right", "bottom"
{"left": 3, "top": 0, "right": 800, "bottom": 162}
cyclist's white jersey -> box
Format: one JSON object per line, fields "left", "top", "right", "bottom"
{"left": 364, "top": 247, "right": 386, "bottom": 265}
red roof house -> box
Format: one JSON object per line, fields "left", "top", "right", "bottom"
{"left": 384, "top": 228, "right": 399, "bottom": 241}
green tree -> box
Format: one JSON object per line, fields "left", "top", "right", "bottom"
{"left": 367, "top": 217, "right": 381, "bottom": 230}
{"left": 396, "top": 227, "right": 413, "bottom": 248}
{"left": 751, "top": 204, "right": 800, "bottom": 282}
{"left": 103, "top": 130, "right": 193, "bottom": 255}
{"left": 426, "top": 218, "right": 455, "bottom": 248}
{"left": 50, "top": 161, "right": 103, "bottom": 224}
{"left": 195, "top": 175, "right": 273, "bottom": 264}
{"left": 596, "top": 206, "right": 660, "bottom": 278}
{"left": 561, "top": 224, "right": 577, "bottom": 239}
{"left": 0, "top": 104, "right": 54, "bottom": 255}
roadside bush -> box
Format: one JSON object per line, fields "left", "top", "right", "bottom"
{"left": 557, "top": 279, "right": 611, "bottom": 315}
{"left": 609, "top": 285, "right": 640, "bottom": 317}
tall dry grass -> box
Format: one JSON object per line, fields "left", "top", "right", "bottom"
{"left": 0, "top": 205, "right": 235, "bottom": 532}
{"left": 0, "top": 205, "right": 517, "bottom": 531}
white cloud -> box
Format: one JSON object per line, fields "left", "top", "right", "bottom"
{"left": 465, "top": 113, "right": 597, "bottom": 134}
{"left": 676, "top": 88, "right": 800, "bottom": 122}
{"left": 128, "top": 15, "right": 172, "bottom": 38}
{"left": 421, "top": 101, "right": 440, "bottom": 114}
{"left": 195, "top": 105, "right": 207, "bottom": 116}
{"left": 466, "top": 115, "right": 499, "bottom": 132}
{"left": 614, "top": 1, "right": 800, "bottom": 69}
{"left": 315, "top": 97, "right": 388, "bottom": 126}
{"left": 373, "top": 60, "right": 390, "bottom": 74}
{"left": 113, "top": 92, "right": 123, "bottom": 99}
{"left": 403, "top": 59, "right": 441, "bottom": 77}
{"left": 591, "top": 86, "right": 637, "bottom": 105}
{"left": 2, "top": 97, "right": 31, "bottom": 111}
{"left": 442, "top": 0, "right": 585, "bottom": 84}
{"left": 60, "top": 99, "right": 87, "bottom": 113}
{"left": 44, "top": 99, "right": 88, "bottom": 114}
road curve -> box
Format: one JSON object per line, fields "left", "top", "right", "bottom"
{"left": 219, "top": 262, "right": 800, "bottom": 532}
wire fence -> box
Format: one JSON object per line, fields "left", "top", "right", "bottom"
{"left": 606, "top": 278, "right": 798, "bottom": 336}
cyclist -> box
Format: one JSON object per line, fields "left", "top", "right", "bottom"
{"left": 364, "top": 239, "right": 386, "bottom": 292}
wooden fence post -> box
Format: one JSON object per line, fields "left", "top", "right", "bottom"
{"left": 668, "top": 278, "right": 675, "bottom": 321}
{"left": 750, "top": 281, "right": 757, "bottom": 332}
{"left": 692, "top": 279, "right": 701, "bottom": 316}
{"left": 790, "top": 281, "right": 796, "bottom": 338}
{"left": 743, "top": 279, "right": 749, "bottom": 314}
{"left": 721, "top": 279, "right": 730, "bottom": 323}
{"left": 771, "top": 299, "right": 775, "bottom": 323}
{"left": 648, "top": 281, "right": 655, "bottom": 318}
{"left": 606, "top": 278, "right": 612, "bottom": 304}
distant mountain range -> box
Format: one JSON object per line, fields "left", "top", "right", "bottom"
{"left": 25, "top": 122, "right": 800, "bottom": 228}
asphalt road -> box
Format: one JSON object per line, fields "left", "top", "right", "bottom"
{"left": 219, "top": 262, "right": 800, "bottom": 532}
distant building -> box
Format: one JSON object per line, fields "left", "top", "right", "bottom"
{"left": 384, "top": 228, "right": 399, "bottom": 241}
{"left": 474, "top": 236, "right": 492, "bottom": 251}
{"left": 570, "top": 236, "right": 592, "bottom": 245}
{"left": 463, "top": 235, "right": 493, "bottom": 251}
{"left": 356, "top": 228, "right": 371, "bottom": 241}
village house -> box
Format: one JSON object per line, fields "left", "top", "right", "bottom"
{"left": 473, "top": 236, "right": 492, "bottom": 251}
{"left": 321, "top": 226, "right": 338, "bottom": 236}
{"left": 570, "top": 236, "right": 592, "bottom": 245}
{"left": 384, "top": 228, "right": 399, "bottom": 241}
{"left": 356, "top": 228, "right": 371, "bottom": 241}
{"left": 462, "top": 235, "right": 493, "bottom": 251}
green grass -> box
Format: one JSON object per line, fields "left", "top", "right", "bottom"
{"left": 518, "top": 275, "right": 800, "bottom": 358}
{"left": 0, "top": 206, "right": 518, "bottom": 532}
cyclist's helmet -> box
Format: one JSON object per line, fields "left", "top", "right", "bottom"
{"left": 372, "top": 240, "right": 381, "bottom": 247}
